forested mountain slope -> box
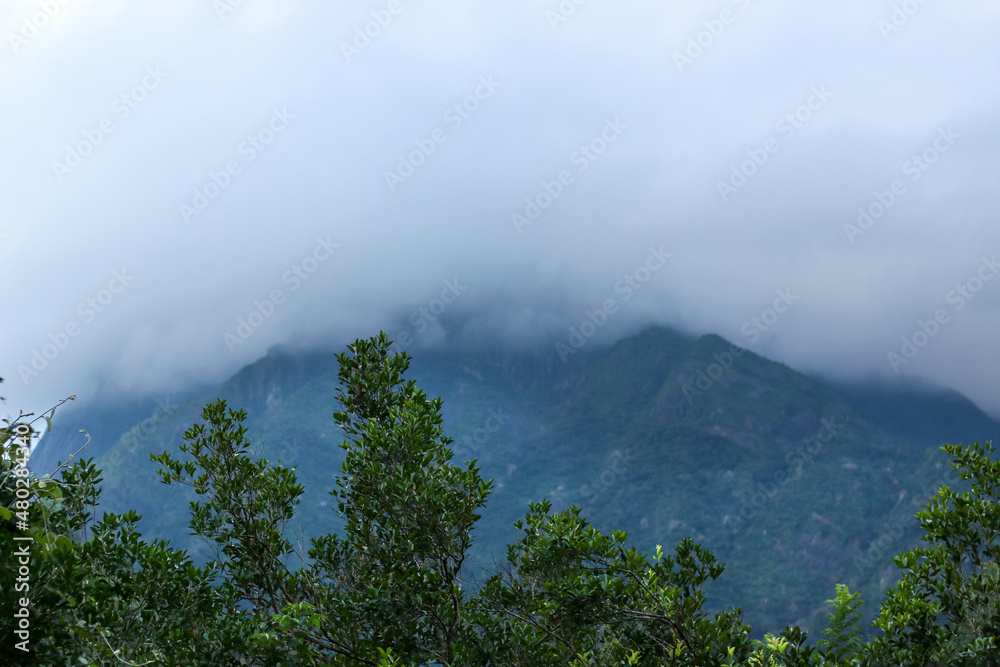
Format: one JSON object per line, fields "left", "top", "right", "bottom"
{"left": 30, "top": 326, "right": 994, "bottom": 637}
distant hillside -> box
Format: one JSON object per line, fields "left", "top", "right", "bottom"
{"left": 829, "top": 378, "right": 1000, "bottom": 448}
{"left": 29, "top": 325, "right": 992, "bottom": 640}
{"left": 26, "top": 380, "right": 214, "bottom": 475}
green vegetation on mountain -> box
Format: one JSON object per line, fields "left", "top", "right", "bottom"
{"left": 50, "top": 326, "right": 983, "bottom": 636}
{"left": 3, "top": 329, "right": 998, "bottom": 664}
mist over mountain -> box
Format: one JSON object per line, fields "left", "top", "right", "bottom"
{"left": 3, "top": 1, "right": 1000, "bottom": 427}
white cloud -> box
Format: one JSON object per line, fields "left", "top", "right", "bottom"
{"left": 1, "top": 0, "right": 999, "bottom": 418}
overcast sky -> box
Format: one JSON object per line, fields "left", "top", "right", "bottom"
{"left": 2, "top": 0, "right": 999, "bottom": 419}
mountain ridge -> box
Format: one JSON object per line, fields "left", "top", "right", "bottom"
{"left": 25, "top": 324, "right": 994, "bottom": 638}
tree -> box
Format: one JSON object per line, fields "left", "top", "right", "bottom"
{"left": 469, "top": 503, "right": 759, "bottom": 665}
{"left": 1, "top": 378, "right": 254, "bottom": 665}
{"left": 151, "top": 332, "right": 493, "bottom": 664}
{"left": 860, "top": 441, "right": 1000, "bottom": 666}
